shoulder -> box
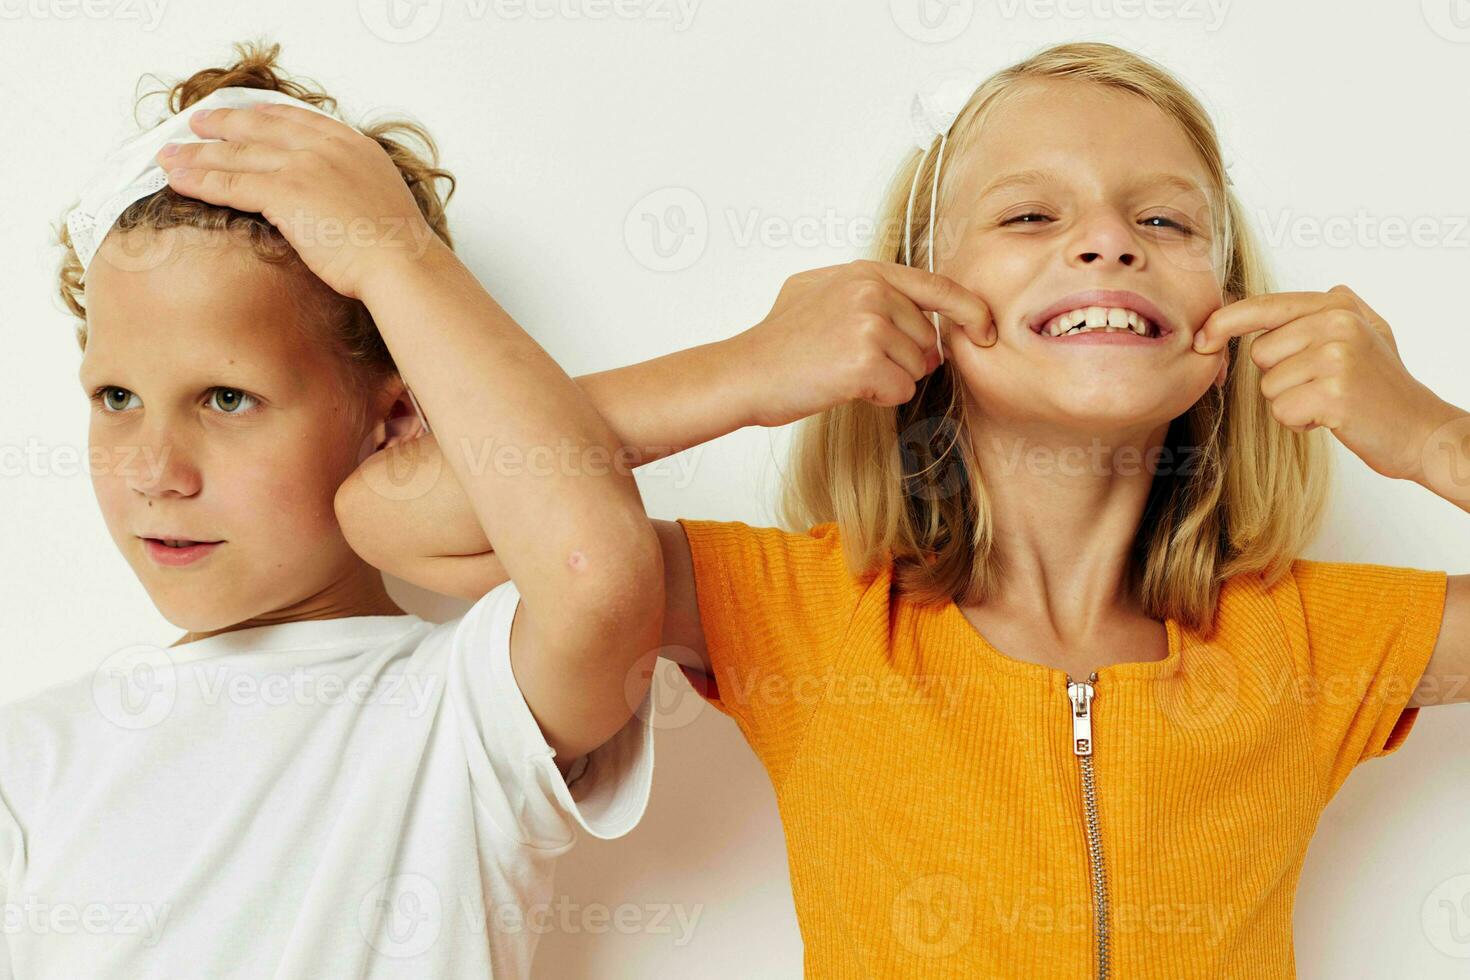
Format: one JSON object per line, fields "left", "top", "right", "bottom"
{"left": 674, "top": 517, "right": 843, "bottom": 550}
{"left": 1215, "top": 556, "right": 1447, "bottom": 663}
{"left": 0, "top": 667, "right": 110, "bottom": 745}
{"left": 672, "top": 518, "right": 865, "bottom": 599}
{"left": 1219, "top": 556, "right": 1444, "bottom": 610}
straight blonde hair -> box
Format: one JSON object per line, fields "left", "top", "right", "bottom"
{"left": 779, "top": 42, "right": 1332, "bottom": 632}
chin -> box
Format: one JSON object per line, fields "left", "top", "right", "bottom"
{"left": 137, "top": 578, "right": 256, "bottom": 633}
{"left": 1024, "top": 398, "right": 1180, "bottom": 435}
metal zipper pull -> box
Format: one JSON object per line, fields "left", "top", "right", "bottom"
{"left": 1065, "top": 671, "right": 1110, "bottom": 980}
{"left": 1067, "top": 672, "right": 1095, "bottom": 755}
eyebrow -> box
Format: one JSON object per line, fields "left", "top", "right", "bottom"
{"left": 977, "top": 168, "right": 1211, "bottom": 202}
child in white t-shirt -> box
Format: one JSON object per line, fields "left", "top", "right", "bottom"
{"left": 1, "top": 41, "right": 662, "bottom": 980}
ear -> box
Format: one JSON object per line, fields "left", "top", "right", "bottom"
{"left": 356, "top": 377, "right": 428, "bottom": 465}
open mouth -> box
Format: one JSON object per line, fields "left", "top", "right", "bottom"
{"left": 1033, "top": 306, "right": 1169, "bottom": 340}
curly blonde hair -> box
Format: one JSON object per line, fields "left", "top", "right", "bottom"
{"left": 779, "top": 41, "right": 1333, "bottom": 632}
{"left": 54, "top": 38, "right": 457, "bottom": 399}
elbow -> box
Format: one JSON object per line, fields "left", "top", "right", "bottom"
{"left": 560, "top": 521, "right": 666, "bottom": 645}
{"left": 334, "top": 468, "right": 383, "bottom": 566}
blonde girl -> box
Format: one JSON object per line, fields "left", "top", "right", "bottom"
{"left": 1, "top": 40, "right": 664, "bottom": 978}
{"left": 340, "top": 41, "right": 1470, "bottom": 978}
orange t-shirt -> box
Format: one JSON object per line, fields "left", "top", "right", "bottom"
{"left": 675, "top": 518, "right": 1448, "bottom": 979}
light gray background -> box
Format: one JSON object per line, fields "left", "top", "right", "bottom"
{"left": 3, "top": 1, "right": 1470, "bottom": 975}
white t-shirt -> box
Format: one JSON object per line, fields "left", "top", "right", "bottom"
{"left": 0, "top": 580, "right": 655, "bottom": 979}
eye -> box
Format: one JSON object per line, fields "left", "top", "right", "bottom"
{"left": 1141, "top": 214, "right": 1193, "bottom": 235}
{"left": 207, "top": 387, "right": 258, "bottom": 414}
{"left": 91, "top": 386, "right": 142, "bottom": 413}
{"left": 87, "top": 386, "right": 261, "bottom": 415}
{"left": 1002, "top": 212, "right": 1053, "bottom": 226}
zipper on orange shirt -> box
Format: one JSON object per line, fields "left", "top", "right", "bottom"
{"left": 1067, "top": 671, "right": 1111, "bottom": 980}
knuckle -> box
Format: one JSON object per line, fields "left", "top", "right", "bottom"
{"left": 854, "top": 343, "right": 887, "bottom": 371}
{"left": 1320, "top": 340, "right": 1350, "bottom": 366}
{"left": 854, "top": 313, "right": 887, "bottom": 338}
{"left": 848, "top": 278, "right": 888, "bottom": 308}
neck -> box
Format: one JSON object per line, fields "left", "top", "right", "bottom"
{"left": 963, "top": 406, "right": 1171, "bottom": 634}
{"left": 172, "top": 563, "right": 406, "bottom": 647}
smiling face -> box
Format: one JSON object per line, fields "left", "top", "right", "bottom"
{"left": 81, "top": 227, "right": 394, "bottom": 631}
{"left": 937, "top": 78, "right": 1231, "bottom": 437}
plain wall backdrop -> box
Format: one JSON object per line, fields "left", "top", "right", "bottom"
{"left": 4, "top": 1, "right": 1470, "bottom": 975}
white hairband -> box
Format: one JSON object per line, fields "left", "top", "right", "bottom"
{"left": 905, "top": 72, "right": 984, "bottom": 366}
{"left": 64, "top": 85, "right": 433, "bottom": 436}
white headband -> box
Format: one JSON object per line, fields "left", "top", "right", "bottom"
{"left": 64, "top": 85, "right": 433, "bottom": 436}
{"left": 65, "top": 86, "right": 338, "bottom": 283}
{"left": 905, "top": 72, "right": 984, "bottom": 366}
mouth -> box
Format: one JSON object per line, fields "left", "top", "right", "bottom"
{"left": 138, "top": 535, "right": 225, "bottom": 566}
{"left": 1026, "top": 289, "right": 1177, "bottom": 343}
{"left": 140, "top": 535, "right": 223, "bottom": 548}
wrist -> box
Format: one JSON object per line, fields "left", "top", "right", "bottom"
{"left": 1408, "top": 391, "right": 1470, "bottom": 493}
{"left": 708, "top": 328, "right": 766, "bottom": 430}
{"left": 359, "top": 235, "right": 459, "bottom": 311}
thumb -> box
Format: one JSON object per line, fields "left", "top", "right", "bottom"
{"left": 947, "top": 301, "right": 996, "bottom": 349}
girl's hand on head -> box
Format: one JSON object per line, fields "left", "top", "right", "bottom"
{"left": 736, "top": 259, "right": 994, "bottom": 429}
{"left": 1192, "top": 284, "right": 1457, "bottom": 482}
{"left": 154, "top": 103, "right": 441, "bottom": 303}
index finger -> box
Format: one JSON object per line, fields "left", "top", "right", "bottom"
{"left": 188, "top": 102, "right": 344, "bottom": 149}
{"left": 1193, "top": 291, "right": 1344, "bottom": 354}
{"left": 865, "top": 261, "right": 993, "bottom": 336}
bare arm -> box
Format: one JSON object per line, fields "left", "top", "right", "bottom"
{"left": 361, "top": 242, "right": 664, "bottom": 775}
{"left": 1406, "top": 402, "right": 1470, "bottom": 707}
{"left": 1409, "top": 574, "right": 1470, "bottom": 708}
{"left": 338, "top": 436, "right": 711, "bottom": 672}
{"left": 337, "top": 260, "right": 994, "bottom": 679}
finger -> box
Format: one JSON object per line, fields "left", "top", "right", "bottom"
{"left": 864, "top": 261, "right": 994, "bottom": 339}
{"left": 188, "top": 103, "right": 331, "bottom": 150}
{"left": 1269, "top": 379, "right": 1341, "bottom": 433}
{"left": 1246, "top": 309, "right": 1344, "bottom": 372}
{"left": 252, "top": 102, "right": 349, "bottom": 137}
{"left": 861, "top": 360, "right": 920, "bottom": 408}
{"left": 1194, "top": 291, "right": 1349, "bottom": 354}
{"left": 1329, "top": 283, "right": 1398, "bottom": 350}
{"left": 882, "top": 292, "right": 941, "bottom": 366}
{"left": 157, "top": 138, "right": 289, "bottom": 175}
{"left": 163, "top": 165, "right": 272, "bottom": 214}
{"left": 1258, "top": 345, "right": 1333, "bottom": 403}
{"left": 874, "top": 317, "right": 931, "bottom": 381}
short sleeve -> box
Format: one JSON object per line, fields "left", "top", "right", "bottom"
{"left": 0, "top": 798, "right": 14, "bottom": 980}
{"left": 675, "top": 519, "right": 865, "bottom": 786}
{"left": 1286, "top": 559, "right": 1448, "bottom": 797}
{"left": 446, "top": 579, "right": 655, "bottom": 849}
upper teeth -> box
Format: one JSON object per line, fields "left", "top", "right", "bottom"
{"left": 1043, "top": 307, "right": 1156, "bottom": 337}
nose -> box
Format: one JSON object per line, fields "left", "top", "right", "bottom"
{"left": 122, "top": 418, "right": 202, "bottom": 499}
{"left": 1067, "top": 206, "right": 1142, "bottom": 269}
